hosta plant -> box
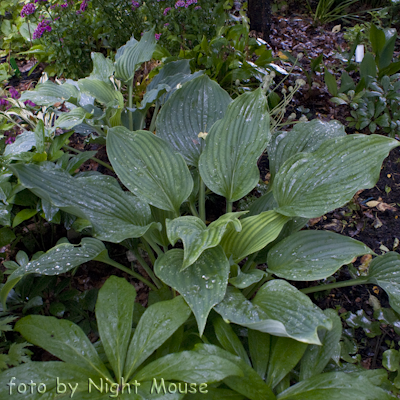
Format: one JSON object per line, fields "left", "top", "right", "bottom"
{"left": 1, "top": 43, "right": 400, "bottom": 398}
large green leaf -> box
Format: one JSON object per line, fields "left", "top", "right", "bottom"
{"left": 133, "top": 351, "right": 244, "bottom": 384}
{"left": 300, "top": 309, "right": 343, "bottom": 380}
{"left": 166, "top": 212, "right": 246, "bottom": 270}
{"left": 220, "top": 210, "right": 289, "bottom": 262}
{"left": 248, "top": 330, "right": 270, "bottom": 380}
{"left": 96, "top": 276, "right": 136, "bottom": 382}
{"left": 78, "top": 79, "right": 124, "bottom": 107}
{"left": 11, "top": 163, "right": 157, "bottom": 243}
{"left": 154, "top": 248, "right": 230, "bottom": 336}
{"left": 273, "top": 134, "right": 399, "bottom": 218}
{"left": 198, "top": 88, "right": 270, "bottom": 202}
{"left": 367, "top": 252, "right": 400, "bottom": 313}
{"left": 55, "top": 107, "right": 91, "bottom": 130}
{"left": 115, "top": 29, "right": 156, "bottom": 83}
{"left": 15, "top": 316, "right": 112, "bottom": 381}
{"left": 253, "top": 280, "right": 332, "bottom": 344}
{"left": 19, "top": 80, "right": 80, "bottom": 106}
{"left": 277, "top": 371, "right": 395, "bottom": 400}
{"left": 215, "top": 285, "right": 331, "bottom": 344}
{"left": 267, "top": 120, "right": 346, "bottom": 184}
{"left": 194, "top": 344, "right": 276, "bottom": 400}
{"left": 1, "top": 238, "right": 107, "bottom": 309}
{"left": 156, "top": 74, "right": 232, "bottom": 166}
{"left": 0, "top": 362, "right": 101, "bottom": 399}
{"left": 107, "top": 127, "right": 193, "bottom": 214}
{"left": 266, "top": 337, "right": 307, "bottom": 389}
{"left": 267, "top": 230, "right": 375, "bottom": 281}
{"left": 124, "top": 296, "right": 191, "bottom": 380}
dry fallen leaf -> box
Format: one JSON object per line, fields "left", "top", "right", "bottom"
{"left": 332, "top": 24, "right": 341, "bottom": 33}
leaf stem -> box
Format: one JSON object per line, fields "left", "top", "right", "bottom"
{"left": 140, "top": 239, "right": 156, "bottom": 266}
{"left": 143, "top": 234, "right": 164, "bottom": 257}
{"left": 149, "top": 103, "right": 160, "bottom": 133}
{"left": 242, "top": 253, "right": 258, "bottom": 273}
{"left": 102, "top": 257, "right": 158, "bottom": 291}
{"left": 131, "top": 249, "right": 162, "bottom": 289}
{"left": 226, "top": 200, "right": 233, "bottom": 214}
{"left": 63, "top": 145, "right": 114, "bottom": 172}
{"left": 243, "top": 275, "right": 271, "bottom": 299}
{"left": 300, "top": 277, "right": 369, "bottom": 294}
{"left": 128, "top": 79, "right": 134, "bottom": 131}
{"left": 199, "top": 178, "right": 206, "bottom": 223}
{"left": 189, "top": 202, "right": 200, "bottom": 218}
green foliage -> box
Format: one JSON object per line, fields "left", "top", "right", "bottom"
{"left": 306, "top": 0, "right": 358, "bottom": 24}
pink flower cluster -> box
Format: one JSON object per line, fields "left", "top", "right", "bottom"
{"left": 185, "top": 0, "right": 197, "bottom": 7}
{"left": 33, "top": 20, "right": 51, "bottom": 39}
{"left": 132, "top": 0, "right": 140, "bottom": 9}
{"left": 20, "top": 3, "right": 36, "bottom": 18}
{"left": 9, "top": 87, "right": 20, "bottom": 100}
{"left": 175, "top": 1, "right": 185, "bottom": 8}
{"left": 155, "top": 33, "right": 161, "bottom": 40}
{"left": 163, "top": 7, "right": 171, "bottom": 15}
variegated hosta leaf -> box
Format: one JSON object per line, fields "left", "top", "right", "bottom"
{"left": 220, "top": 210, "right": 289, "bottom": 263}
{"left": 267, "top": 120, "right": 346, "bottom": 184}
{"left": 0, "top": 238, "right": 108, "bottom": 309}
{"left": 77, "top": 79, "right": 124, "bottom": 107}
{"left": 11, "top": 163, "right": 158, "bottom": 243}
{"left": 267, "top": 230, "right": 375, "bottom": 281}
{"left": 166, "top": 212, "right": 247, "bottom": 270}
{"left": 214, "top": 285, "right": 332, "bottom": 345}
{"left": 198, "top": 88, "right": 270, "bottom": 202}
{"left": 273, "top": 134, "right": 400, "bottom": 218}
{"left": 154, "top": 248, "right": 230, "bottom": 336}
{"left": 115, "top": 28, "right": 156, "bottom": 83}
{"left": 19, "top": 80, "right": 80, "bottom": 106}
{"left": 367, "top": 252, "right": 400, "bottom": 313}
{"left": 107, "top": 127, "right": 193, "bottom": 214}
{"left": 88, "top": 52, "right": 114, "bottom": 82}
{"left": 156, "top": 74, "right": 232, "bottom": 166}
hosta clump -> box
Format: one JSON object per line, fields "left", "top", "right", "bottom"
{"left": 2, "top": 53, "right": 400, "bottom": 397}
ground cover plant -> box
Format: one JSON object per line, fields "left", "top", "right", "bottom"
{"left": 0, "top": 23, "right": 400, "bottom": 398}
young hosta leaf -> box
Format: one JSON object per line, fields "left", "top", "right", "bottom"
{"left": 1, "top": 238, "right": 107, "bottom": 309}
{"left": 107, "top": 127, "right": 193, "bottom": 214}
{"left": 0, "top": 362, "right": 101, "bottom": 398}
{"left": 248, "top": 330, "right": 270, "bottom": 380}
{"left": 154, "top": 248, "right": 230, "bottom": 336}
{"left": 88, "top": 52, "right": 114, "bottom": 82}
{"left": 124, "top": 296, "right": 191, "bottom": 381}
{"left": 229, "top": 269, "right": 266, "bottom": 289}
{"left": 274, "top": 134, "right": 399, "bottom": 218}
{"left": 166, "top": 212, "right": 247, "bottom": 270}
{"left": 96, "top": 276, "right": 136, "bottom": 382}
{"left": 19, "top": 80, "right": 80, "bottom": 106}
{"left": 266, "top": 337, "right": 307, "bottom": 389}
{"left": 214, "top": 317, "right": 251, "bottom": 365}
{"left": 267, "top": 230, "right": 375, "bottom": 281}
{"left": 156, "top": 74, "right": 232, "bottom": 166}
{"left": 253, "top": 280, "right": 332, "bottom": 344}
{"left": 133, "top": 351, "right": 243, "bottom": 383}
{"left": 300, "top": 309, "right": 343, "bottom": 380}
{"left": 220, "top": 210, "right": 289, "bottom": 263}
{"left": 11, "top": 163, "right": 157, "bottom": 243}
{"left": 55, "top": 107, "right": 91, "bottom": 130}
{"left": 277, "top": 371, "right": 395, "bottom": 400}
{"left": 15, "top": 315, "right": 112, "bottom": 380}
{"left": 199, "top": 88, "right": 270, "bottom": 202}
{"left": 115, "top": 29, "right": 156, "bottom": 83}
{"left": 367, "top": 252, "right": 400, "bottom": 313}
{"left": 78, "top": 79, "right": 124, "bottom": 107}
{"left": 267, "top": 120, "right": 346, "bottom": 184}
{"left": 194, "top": 344, "right": 276, "bottom": 400}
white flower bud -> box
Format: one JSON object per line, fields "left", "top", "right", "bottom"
{"left": 295, "top": 79, "right": 306, "bottom": 87}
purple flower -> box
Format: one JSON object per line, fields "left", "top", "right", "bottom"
{"left": 5, "top": 137, "right": 16, "bottom": 145}
{"left": 0, "top": 98, "right": 9, "bottom": 108}
{"left": 194, "top": 5, "right": 201, "bottom": 9}
{"left": 175, "top": 1, "right": 185, "bottom": 8}
{"left": 32, "top": 20, "right": 51, "bottom": 39}
{"left": 34, "top": 0, "right": 47, "bottom": 3}
{"left": 9, "top": 87, "right": 20, "bottom": 100}
{"left": 132, "top": 0, "right": 140, "bottom": 9}
{"left": 164, "top": 23, "right": 170, "bottom": 27}
{"left": 20, "top": 3, "right": 36, "bottom": 18}
{"left": 24, "top": 100, "right": 36, "bottom": 107}
{"left": 186, "top": 0, "right": 197, "bottom": 6}
{"left": 155, "top": 33, "right": 161, "bottom": 40}
{"left": 163, "top": 7, "right": 171, "bottom": 15}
